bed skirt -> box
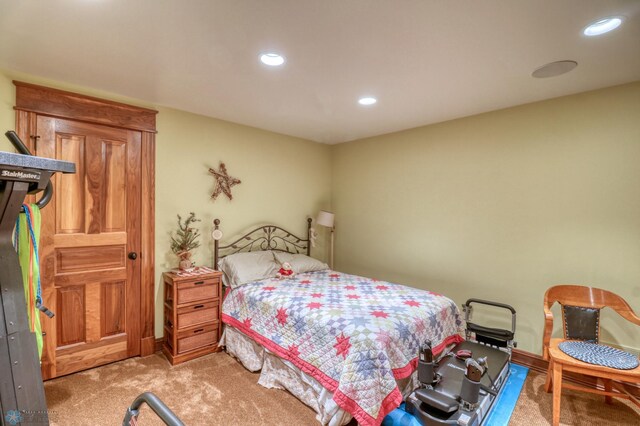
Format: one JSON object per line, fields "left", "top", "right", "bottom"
{"left": 221, "top": 325, "right": 430, "bottom": 426}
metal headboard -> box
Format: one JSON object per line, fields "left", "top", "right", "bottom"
{"left": 212, "top": 218, "right": 312, "bottom": 269}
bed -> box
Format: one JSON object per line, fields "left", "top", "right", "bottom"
{"left": 213, "top": 219, "right": 465, "bottom": 426}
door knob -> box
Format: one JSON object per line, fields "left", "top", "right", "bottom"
{"left": 128, "top": 252, "right": 137, "bottom": 260}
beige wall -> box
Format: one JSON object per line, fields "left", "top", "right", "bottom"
{"left": 0, "top": 72, "right": 17, "bottom": 151}
{"left": 2, "top": 67, "right": 638, "bottom": 355}
{"left": 154, "top": 108, "right": 332, "bottom": 336}
{"left": 332, "top": 82, "right": 640, "bottom": 355}
{"left": 0, "top": 69, "right": 332, "bottom": 338}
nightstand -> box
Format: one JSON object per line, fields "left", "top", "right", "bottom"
{"left": 162, "top": 267, "right": 223, "bottom": 365}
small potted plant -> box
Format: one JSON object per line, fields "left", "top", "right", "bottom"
{"left": 170, "top": 212, "right": 201, "bottom": 271}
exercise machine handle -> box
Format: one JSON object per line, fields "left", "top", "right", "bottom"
{"left": 463, "top": 298, "right": 517, "bottom": 339}
{"left": 4, "top": 131, "right": 54, "bottom": 211}
{"left": 464, "top": 298, "right": 516, "bottom": 315}
{"left": 122, "top": 392, "right": 185, "bottom": 426}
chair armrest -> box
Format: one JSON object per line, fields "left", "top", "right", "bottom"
{"left": 542, "top": 306, "right": 554, "bottom": 361}
{"left": 604, "top": 290, "right": 640, "bottom": 326}
{"left": 616, "top": 301, "right": 640, "bottom": 327}
{"left": 621, "top": 310, "right": 640, "bottom": 327}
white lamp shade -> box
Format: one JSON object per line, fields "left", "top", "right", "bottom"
{"left": 316, "top": 210, "right": 335, "bottom": 228}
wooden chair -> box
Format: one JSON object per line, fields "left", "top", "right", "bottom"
{"left": 543, "top": 285, "right": 640, "bottom": 426}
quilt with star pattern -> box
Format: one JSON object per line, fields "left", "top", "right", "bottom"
{"left": 221, "top": 269, "right": 465, "bottom": 426}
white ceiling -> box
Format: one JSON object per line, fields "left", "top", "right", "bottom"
{"left": 0, "top": 0, "right": 639, "bottom": 144}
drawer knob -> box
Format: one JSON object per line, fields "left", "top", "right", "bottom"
{"left": 193, "top": 328, "right": 204, "bottom": 334}
{"left": 128, "top": 252, "right": 138, "bottom": 260}
{"left": 193, "top": 304, "right": 204, "bottom": 309}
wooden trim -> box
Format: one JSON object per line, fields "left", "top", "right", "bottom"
{"left": 14, "top": 81, "right": 158, "bottom": 133}
{"left": 125, "top": 130, "right": 143, "bottom": 358}
{"left": 141, "top": 336, "right": 156, "bottom": 357}
{"left": 140, "top": 133, "right": 156, "bottom": 356}
{"left": 14, "top": 110, "right": 34, "bottom": 153}
{"left": 512, "top": 348, "right": 549, "bottom": 374}
{"left": 512, "top": 348, "right": 640, "bottom": 398}
{"left": 14, "top": 111, "right": 36, "bottom": 205}
{"left": 14, "top": 83, "right": 157, "bottom": 368}
{"left": 155, "top": 337, "right": 164, "bottom": 354}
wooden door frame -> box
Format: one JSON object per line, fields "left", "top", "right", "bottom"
{"left": 13, "top": 81, "right": 157, "bottom": 357}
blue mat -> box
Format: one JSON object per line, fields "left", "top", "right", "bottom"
{"left": 483, "top": 364, "right": 528, "bottom": 426}
{"left": 382, "top": 363, "right": 529, "bottom": 426}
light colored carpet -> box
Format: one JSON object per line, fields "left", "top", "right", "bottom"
{"left": 44, "top": 353, "right": 316, "bottom": 425}
{"left": 44, "top": 353, "right": 639, "bottom": 425}
{"left": 510, "top": 370, "right": 639, "bottom": 425}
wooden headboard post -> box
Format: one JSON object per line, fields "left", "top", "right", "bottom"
{"left": 307, "top": 217, "right": 312, "bottom": 256}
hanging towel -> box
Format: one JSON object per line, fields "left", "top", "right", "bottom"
{"left": 14, "top": 203, "right": 43, "bottom": 360}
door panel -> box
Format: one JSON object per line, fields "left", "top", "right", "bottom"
{"left": 103, "top": 141, "right": 127, "bottom": 232}
{"left": 55, "top": 245, "right": 127, "bottom": 273}
{"left": 55, "top": 133, "right": 85, "bottom": 234}
{"left": 102, "top": 281, "right": 126, "bottom": 337}
{"left": 36, "top": 115, "right": 141, "bottom": 379}
{"left": 56, "top": 286, "right": 85, "bottom": 346}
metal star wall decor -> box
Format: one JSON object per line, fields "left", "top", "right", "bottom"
{"left": 209, "top": 162, "right": 241, "bottom": 201}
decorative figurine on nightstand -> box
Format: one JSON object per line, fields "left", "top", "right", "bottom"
{"left": 170, "top": 212, "right": 201, "bottom": 271}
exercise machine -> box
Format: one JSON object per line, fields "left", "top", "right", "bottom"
{"left": 1, "top": 132, "right": 184, "bottom": 426}
{"left": 122, "top": 392, "right": 185, "bottom": 426}
{"left": 0, "top": 131, "right": 75, "bottom": 425}
{"left": 406, "top": 299, "right": 516, "bottom": 426}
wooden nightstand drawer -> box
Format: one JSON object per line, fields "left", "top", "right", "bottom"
{"left": 177, "top": 324, "right": 219, "bottom": 354}
{"left": 162, "top": 268, "right": 223, "bottom": 365}
{"left": 176, "top": 301, "right": 219, "bottom": 330}
{"left": 176, "top": 278, "right": 219, "bottom": 305}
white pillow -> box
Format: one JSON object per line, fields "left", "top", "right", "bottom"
{"left": 273, "top": 252, "right": 329, "bottom": 273}
{"left": 218, "top": 251, "right": 279, "bottom": 288}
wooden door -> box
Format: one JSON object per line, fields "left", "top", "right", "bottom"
{"left": 35, "top": 116, "right": 142, "bottom": 379}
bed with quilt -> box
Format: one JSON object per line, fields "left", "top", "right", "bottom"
{"left": 213, "top": 219, "right": 465, "bottom": 426}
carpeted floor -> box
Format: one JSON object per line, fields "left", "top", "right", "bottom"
{"left": 44, "top": 352, "right": 639, "bottom": 425}
{"left": 510, "top": 369, "right": 639, "bottom": 425}
{"left": 45, "top": 352, "right": 317, "bottom": 425}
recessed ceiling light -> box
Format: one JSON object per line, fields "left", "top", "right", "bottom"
{"left": 583, "top": 17, "right": 622, "bottom": 36}
{"left": 358, "top": 97, "right": 377, "bottom": 106}
{"left": 260, "top": 53, "right": 285, "bottom": 66}
{"left": 532, "top": 60, "right": 578, "bottom": 78}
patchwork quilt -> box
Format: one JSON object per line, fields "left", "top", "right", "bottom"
{"left": 221, "top": 270, "right": 465, "bottom": 426}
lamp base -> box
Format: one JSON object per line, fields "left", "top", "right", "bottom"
{"left": 329, "top": 229, "right": 334, "bottom": 270}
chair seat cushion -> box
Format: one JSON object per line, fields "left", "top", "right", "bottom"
{"left": 559, "top": 341, "right": 639, "bottom": 370}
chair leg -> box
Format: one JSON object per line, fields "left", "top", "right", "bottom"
{"left": 552, "top": 362, "right": 563, "bottom": 426}
{"left": 603, "top": 379, "right": 613, "bottom": 404}
{"left": 544, "top": 359, "right": 554, "bottom": 393}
